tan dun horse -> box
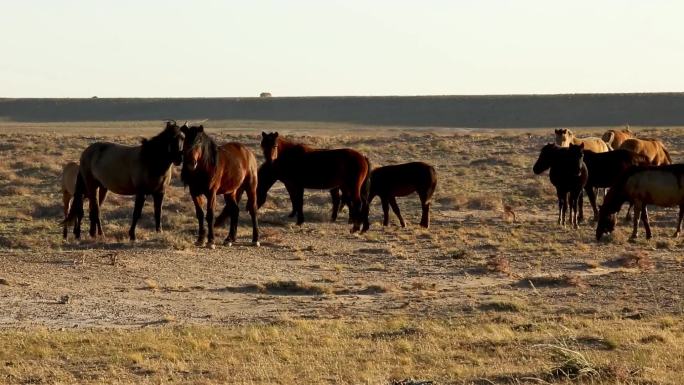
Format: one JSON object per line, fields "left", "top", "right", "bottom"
{"left": 181, "top": 124, "right": 259, "bottom": 248}
{"left": 259, "top": 132, "right": 371, "bottom": 232}
{"left": 619, "top": 138, "right": 672, "bottom": 166}
{"left": 61, "top": 161, "right": 107, "bottom": 240}
{"left": 64, "top": 121, "right": 184, "bottom": 240}
{"left": 596, "top": 164, "right": 684, "bottom": 241}
{"left": 601, "top": 127, "right": 635, "bottom": 149}
{"left": 555, "top": 128, "right": 611, "bottom": 153}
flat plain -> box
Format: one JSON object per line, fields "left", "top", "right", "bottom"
{"left": 1, "top": 121, "right": 683, "bottom": 384}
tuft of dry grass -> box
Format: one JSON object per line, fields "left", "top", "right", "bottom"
{"left": 522, "top": 274, "right": 586, "bottom": 289}
{"left": 612, "top": 252, "right": 654, "bottom": 270}
{"left": 486, "top": 255, "right": 512, "bottom": 276}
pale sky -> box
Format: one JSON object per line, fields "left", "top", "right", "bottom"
{"left": 1, "top": 0, "right": 683, "bottom": 97}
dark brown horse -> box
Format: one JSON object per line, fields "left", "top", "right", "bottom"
{"left": 181, "top": 124, "right": 259, "bottom": 248}
{"left": 64, "top": 121, "right": 184, "bottom": 240}
{"left": 596, "top": 164, "right": 684, "bottom": 241}
{"left": 258, "top": 132, "right": 371, "bottom": 232}
{"left": 358, "top": 162, "right": 437, "bottom": 231}
{"left": 533, "top": 143, "right": 588, "bottom": 228}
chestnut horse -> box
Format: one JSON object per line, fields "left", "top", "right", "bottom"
{"left": 259, "top": 132, "right": 371, "bottom": 232}
{"left": 620, "top": 138, "right": 672, "bottom": 166}
{"left": 64, "top": 121, "right": 184, "bottom": 240}
{"left": 533, "top": 143, "right": 588, "bottom": 228}
{"left": 596, "top": 164, "right": 684, "bottom": 241}
{"left": 181, "top": 124, "right": 259, "bottom": 248}
{"left": 601, "top": 127, "right": 635, "bottom": 149}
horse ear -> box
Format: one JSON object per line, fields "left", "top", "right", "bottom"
{"left": 198, "top": 125, "right": 204, "bottom": 132}
{"left": 181, "top": 125, "right": 189, "bottom": 135}
{"left": 261, "top": 131, "right": 267, "bottom": 138}
{"left": 274, "top": 132, "right": 279, "bottom": 138}
{"left": 579, "top": 143, "right": 585, "bottom": 149}
{"left": 141, "top": 138, "right": 148, "bottom": 145}
{"left": 554, "top": 129, "right": 560, "bottom": 134}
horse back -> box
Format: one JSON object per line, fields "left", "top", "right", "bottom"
{"left": 279, "top": 148, "right": 368, "bottom": 189}
{"left": 626, "top": 167, "right": 684, "bottom": 206}
{"left": 371, "top": 162, "right": 436, "bottom": 197}
{"left": 214, "top": 142, "right": 258, "bottom": 194}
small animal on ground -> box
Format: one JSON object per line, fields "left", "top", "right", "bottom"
{"left": 61, "top": 161, "right": 107, "bottom": 240}
{"left": 596, "top": 164, "right": 684, "bottom": 241}
{"left": 63, "top": 121, "right": 184, "bottom": 240}
{"left": 180, "top": 124, "right": 259, "bottom": 248}
{"left": 555, "top": 128, "right": 611, "bottom": 153}
{"left": 533, "top": 143, "right": 588, "bottom": 228}
{"left": 258, "top": 132, "right": 371, "bottom": 233}
{"left": 601, "top": 127, "right": 636, "bottom": 149}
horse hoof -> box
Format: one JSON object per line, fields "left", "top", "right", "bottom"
{"left": 195, "top": 240, "right": 205, "bottom": 247}
{"left": 223, "top": 240, "right": 233, "bottom": 247}
{"left": 206, "top": 243, "right": 215, "bottom": 250}
{"left": 253, "top": 241, "right": 260, "bottom": 247}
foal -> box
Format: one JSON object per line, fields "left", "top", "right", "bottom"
{"left": 533, "top": 143, "right": 588, "bottom": 228}
{"left": 181, "top": 125, "right": 259, "bottom": 248}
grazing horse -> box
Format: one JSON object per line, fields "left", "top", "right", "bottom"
{"left": 359, "top": 162, "right": 437, "bottom": 231}
{"left": 180, "top": 124, "right": 259, "bottom": 248}
{"left": 555, "top": 128, "right": 611, "bottom": 153}
{"left": 258, "top": 132, "right": 371, "bottom": 232}
{"left": 619, "top": 138, "right": 672, "bottom": 166}
{"left": 61, "top": 161, "right": 107, "bottom": 240}
{"left": 533, "top": 143, "right": 588, "bottom": 228}
{"left": 596, "top": 165, "right": 684, "bottom": 241}
{"left": 580, "top": 149, "right": 650, "bottom": 221}
{"left": 64, "top": 121, "right": 184, "bottom": 240}
{"left": 602, "top": 127, "right": 635, "bottom": 149}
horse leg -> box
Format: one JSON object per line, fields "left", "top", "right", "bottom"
{"left": 206, "top": 192, "right": 217, "bottom": 249}
{"left": 577, "top": 189, "right": 584, "bottom": 224}
{"left": 128, "top": 193, "right": 146, "bottom": 241}
{"left": 388, "top": 196, "right": 406, "bottom": 228}
{"left": 586, "top": 186, "right": 598, "bottom": 222}
{"left": 330, "top": 189, "right": 341, "bottom": 222}
{"left": 192, "top": 194, "right": 206, "bottom": 246}
{"left": 642, "top": 206, "right": 652, "bottom": 240}
{"left": 88, "top": 187, "right": 101, "bottom": 238}
{"left": 152, "top": 192, "right": 164, "bottom": 233}
{"left": 246, "top": 182, "right": 260, "bottom": 246}
{"left": 285, "top": 184, "right": 298, "bottom": 218}
{"left": 674, "top": 204, "right": 684, "bottom": 238}
{"left": 381, "top": 196, "right": 390, "bottom": 226}
{"left": 360, "top": 194, "right": 374, "bottom": 233}
{"left": 62, "top": 190, "right": 71, "bottom": 240}
{"left": 625, "top": 204, "right": 633, "bottom": 223}
{"left": 96, "top": 188, "right": 108, "bottom": 236}
{"left": 630, "top": 202, "right": 642, "bottom": 239}
{"left": 419, "top": 190, "right": 431, "bottom": 228}
{"left": 222, "top": 193, "right": 239, "bottom": 246}
{"left": 570, "top": 189, "right": 580, "bottom": 229}
{"left": 292, "top": 186, "right": 305, "bottom": 225}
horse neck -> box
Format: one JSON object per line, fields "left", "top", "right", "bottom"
{"left": 141, "top": 141, "right": 173, "bottom": 176}
{"left": 277, "top": 138, "right": 311, "bottom": 157}
{"left": 602, "top": 180, "right": 626, "bottom": 214}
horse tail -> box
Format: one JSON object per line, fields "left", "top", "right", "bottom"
{"left": 62, "top": 171, "right": 85, "bottom": 226}
{"left": 361, "top": 156, "right": 372, "bottom": 203}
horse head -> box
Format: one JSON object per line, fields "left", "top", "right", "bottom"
{"left": 554, "top": 128, "right": 573, "bottom": 147}
{"left": 596, "top": 204, "right": 616, "bottom": 241}
{"left": 532, "top": 143, "right": 557, "bottom": 174}
{"left": 261, "top": 132, "right": 279, "bottom": 163}
{"left": 180, "top": 124, "right": 205, "bottom": 171}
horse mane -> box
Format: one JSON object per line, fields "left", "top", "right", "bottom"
{"left": 277, "top": 136, "right": 312, "bottom": 154}
{"left": 195, "top": 131, "right": 219, "bottom": 169}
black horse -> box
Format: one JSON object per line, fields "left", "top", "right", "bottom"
{"left": 533, "top": 143, "right": 588, "bottom": 228}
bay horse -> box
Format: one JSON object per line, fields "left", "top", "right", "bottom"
{"left": 596, "top": 164, "right": 684, "bottom": 241}
{"left": 533, "top": 143, "right": 588, "bottom": 228}
{"left": 602, "top": 127, "right": 635, "bottom": 149}
{"left": 359, "top": 162, "right": 437, "bottom": 231}
{"left": 259, "top": 132, "right": 371, "bottom": 233}
{"left": 580, "top": 149, "right": 650, "bottom": 221}
{"left": 61, "top": 161, "right": 107, "bottom": 240}
{"left": 180, "top": 124, "right": 259, "bottom": 248}
{"left": 64, "top": 121, "right": 184, "bottom": 240}
{"left": 555, "top": 128, "right": 611, "bottom": 153}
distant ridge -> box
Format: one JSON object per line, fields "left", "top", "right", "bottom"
{"left": 1, "top": 93, "right": 684, "bottom": 128}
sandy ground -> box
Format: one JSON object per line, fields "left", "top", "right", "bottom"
{"left": 1, "top": 122, "right": 683, "bottom": 329}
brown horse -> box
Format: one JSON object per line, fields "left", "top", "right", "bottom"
{"left": 601, "top": 127, "right": 635, "bottom": 149}
{"left": 64, "top": 121, "right": 184, "bottom": 240}
{"left": 596, "top": 164, "right": 684, "bottom": 241}
{"left": 259, "top": 132, "right": 371, "bottom": 232}
{"left": 619, "top": 138, "right": 672, "bottom": 166}
{"left": 358, "top": 162, "right": 437, "bottom": 231}
{"left": 181, "top": 124, "right": 259, "bottom": 248}
{"left": 555, "top": 128, "right": 611, "bottom": 153}
{"left": 61, "top": 161, "right": 107, "bottom": 240}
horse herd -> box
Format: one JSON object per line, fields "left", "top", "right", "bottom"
{"left": 533, "top": 127, "right": 684, "bottom": 241}
{"left": 61, "top": 121, "right": 437, "bottom": 248}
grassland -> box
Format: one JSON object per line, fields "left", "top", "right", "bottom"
{"left": 0, "top": 121, "right": 683, "bottom": 384}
